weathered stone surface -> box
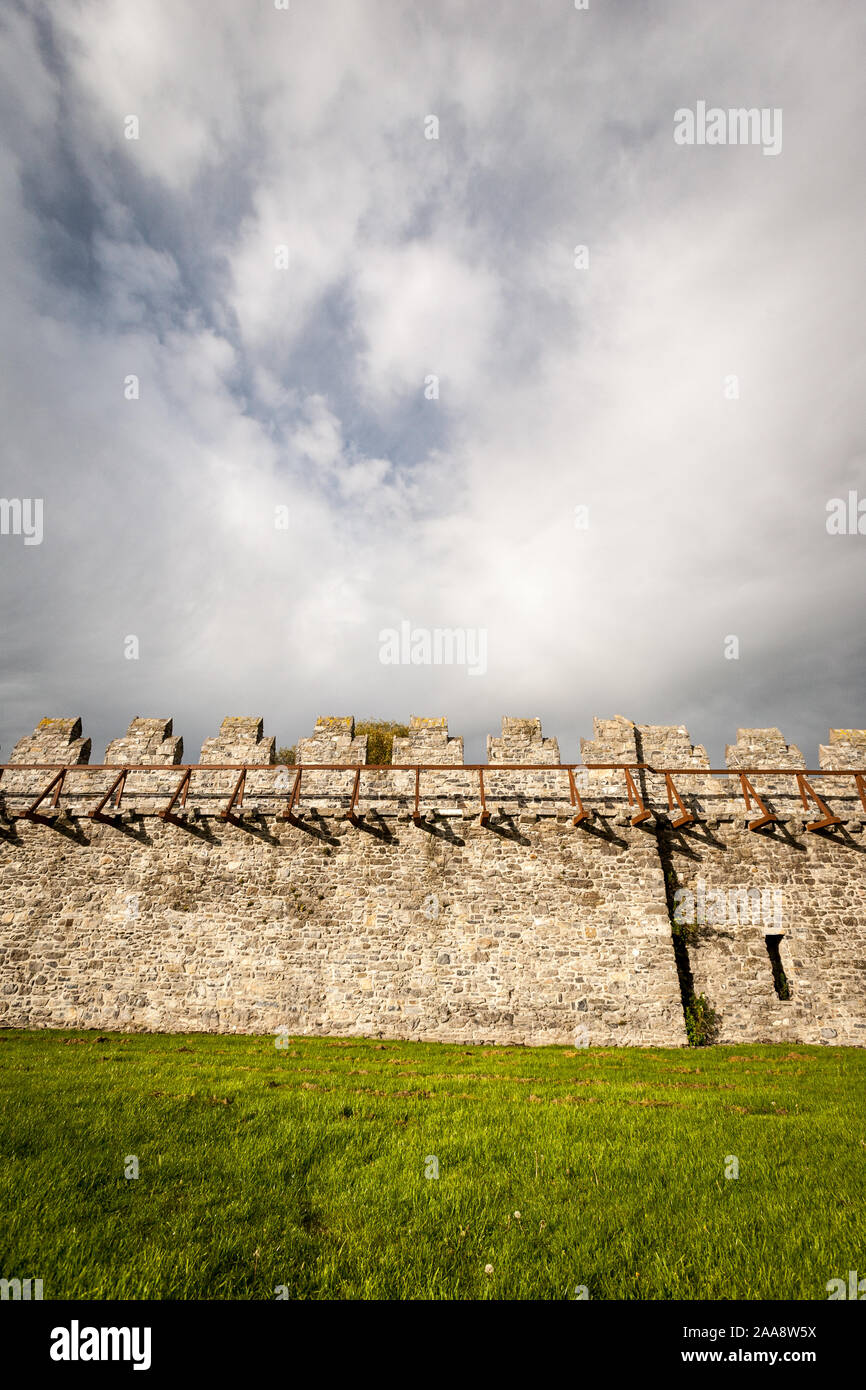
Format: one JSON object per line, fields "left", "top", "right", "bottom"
{"left": 725, "top": 727, "right": 805, "bottom": 801}
{"left": 105, "top": 718, "right": 182, "bottom": 765}
{"left": 637, "top": 724, "right": 710, "bottom": 770}
{"left": 484, "top": 717, "right": 562, "bottom": 806}
{"left": 820, "top": 729, "right": 866, "bottom": 770}
{"left": 8, "top": 717, "right": 91, "bottom": 766}
{"left": 93, "top": 718, "right": 185, "bottom": 818}
{"left": 297, "top": 717, "right": 367, "bottom": 765}
{"left": 390, "top": 717, "right": 466, "bottom": 811}
{"left": 579, "top": 716, "right": 640, "bottom": 801}
{"left": 668, "top": 728, "right": 865, "bottom": 1046}
{"left": 200, "top": 717, "right": 275, "bottom": 765}
{"left": 392, "top": 717, "right": 463, "bottom": 765}
{"left": 0, "top": 713, "right": 864, "bottom": 1048}
{"left": 488, "top": 717, "right": 559, "bottom": 765}
{"left": 580, "top": 715, "right": 639, "bottom": 765}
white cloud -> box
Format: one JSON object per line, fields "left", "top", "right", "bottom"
{"left": 352, "top": 242, "right": 502, "bottom": 407}
{"left": 0, "top": 0, "right": 864, "bottom": 763}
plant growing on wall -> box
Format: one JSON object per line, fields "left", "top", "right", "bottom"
{"left": 355, "top": 720, "right": 409, "bottom": 764}
{"left": 684, "top": 992, "right": 718, "bottom": 1047}
{"left": 274, "top": 721, "right": 409, "bottom": 767}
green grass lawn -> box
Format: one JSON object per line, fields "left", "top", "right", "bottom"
{"left": 0, "top": 1030, "right": 862, "bottom": 1300}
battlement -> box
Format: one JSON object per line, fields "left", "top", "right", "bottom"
{"left": 200, "top": 717, "right": 275, "bottom": 765}
{"left": 2, "top": 713, "right": 864, "bottom": 829}
{"left": 392, "top": 716, "right": 464, "bottom": 765}
{"left": 297, "top": 716, "right": 367, "bottom": 766}
{"left": 104, "top": 717, "right": 183, "bottom": 765}
{"left": 8, "top": 716, "right": 91, "bottom": 766}
{"left": 820, "top": 728, "right": 866, "bottom": 770}
{"left": 2, "top": 712, "right": 864, "bottom": 1048}
{"left": 487, "top": 717, "right": 559, "bottom": 764}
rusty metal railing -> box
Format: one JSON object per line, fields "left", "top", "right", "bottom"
{"left": 1, "top": 761, "right": 865, "bottom": 832}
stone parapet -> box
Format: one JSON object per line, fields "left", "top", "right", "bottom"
{"left": 105, "top": 718, "right": 183, "bottom": 765}
{"left": 9, "top": 717, "right": 91, "bottom": 766}
{"left": 200, "top": 717, "right": 275, "bottom": 765}
{"left": 819, "top": 729, "right": 866, "bottom": 770}
{"left": 392, "top": 717, "right": 463, "bottom": 765}
{"left": 487, "top": 717, "right": 559, "bottom": 764}
{"left": 297, "top": 717, "right": 367, "bottom": 766}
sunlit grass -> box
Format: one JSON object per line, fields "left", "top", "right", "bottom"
{"left": 0, "top": 1031, "right": 862, "bottom": 1300}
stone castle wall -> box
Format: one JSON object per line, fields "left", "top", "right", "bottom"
{"left": 0, "top": 713, "right": 864, "bottom": 1047}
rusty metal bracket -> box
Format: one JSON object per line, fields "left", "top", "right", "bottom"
{"left": 221, "top": 768, "right": 247, "bottom": 823}
{"left": 347, "top": 768, "right": 363, "bottom": 825}
{"left": 278, "top": 768, "right": 303, "bottom": 824}
{"left": 18, "top": 769, "right": 67, "bottom": 820}
{"left": 624, "top": 768, "right": 651, "bottom": 825}
{"left": 796, "top": 774, "right": 842, "bottom": 832}
{"left": 91, "top": 770, "right": 127, "bottom": 822}
{"left": 412, "top": 767, "right": 423, "bottom": 825}
{"left": 739, "top": 773, "right": 776, "bottom": 830}
{"left": 159, "top": 768, "right": 193, "bottom": 823}
{"left": 567, "top": 768, "right": 589, "bottom": 825}
{"left": 478, "top": 768, "right": 490, "bottom": 824}
{"left": 665, "top": 772, "right": 694, "bottom": 830}
{"left": 854, "top": 773, "right": 866, "bottom": 814}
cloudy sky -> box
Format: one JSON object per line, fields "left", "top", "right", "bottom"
{"left": 0, "top": 0, "right": 863, "bottom": 766}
